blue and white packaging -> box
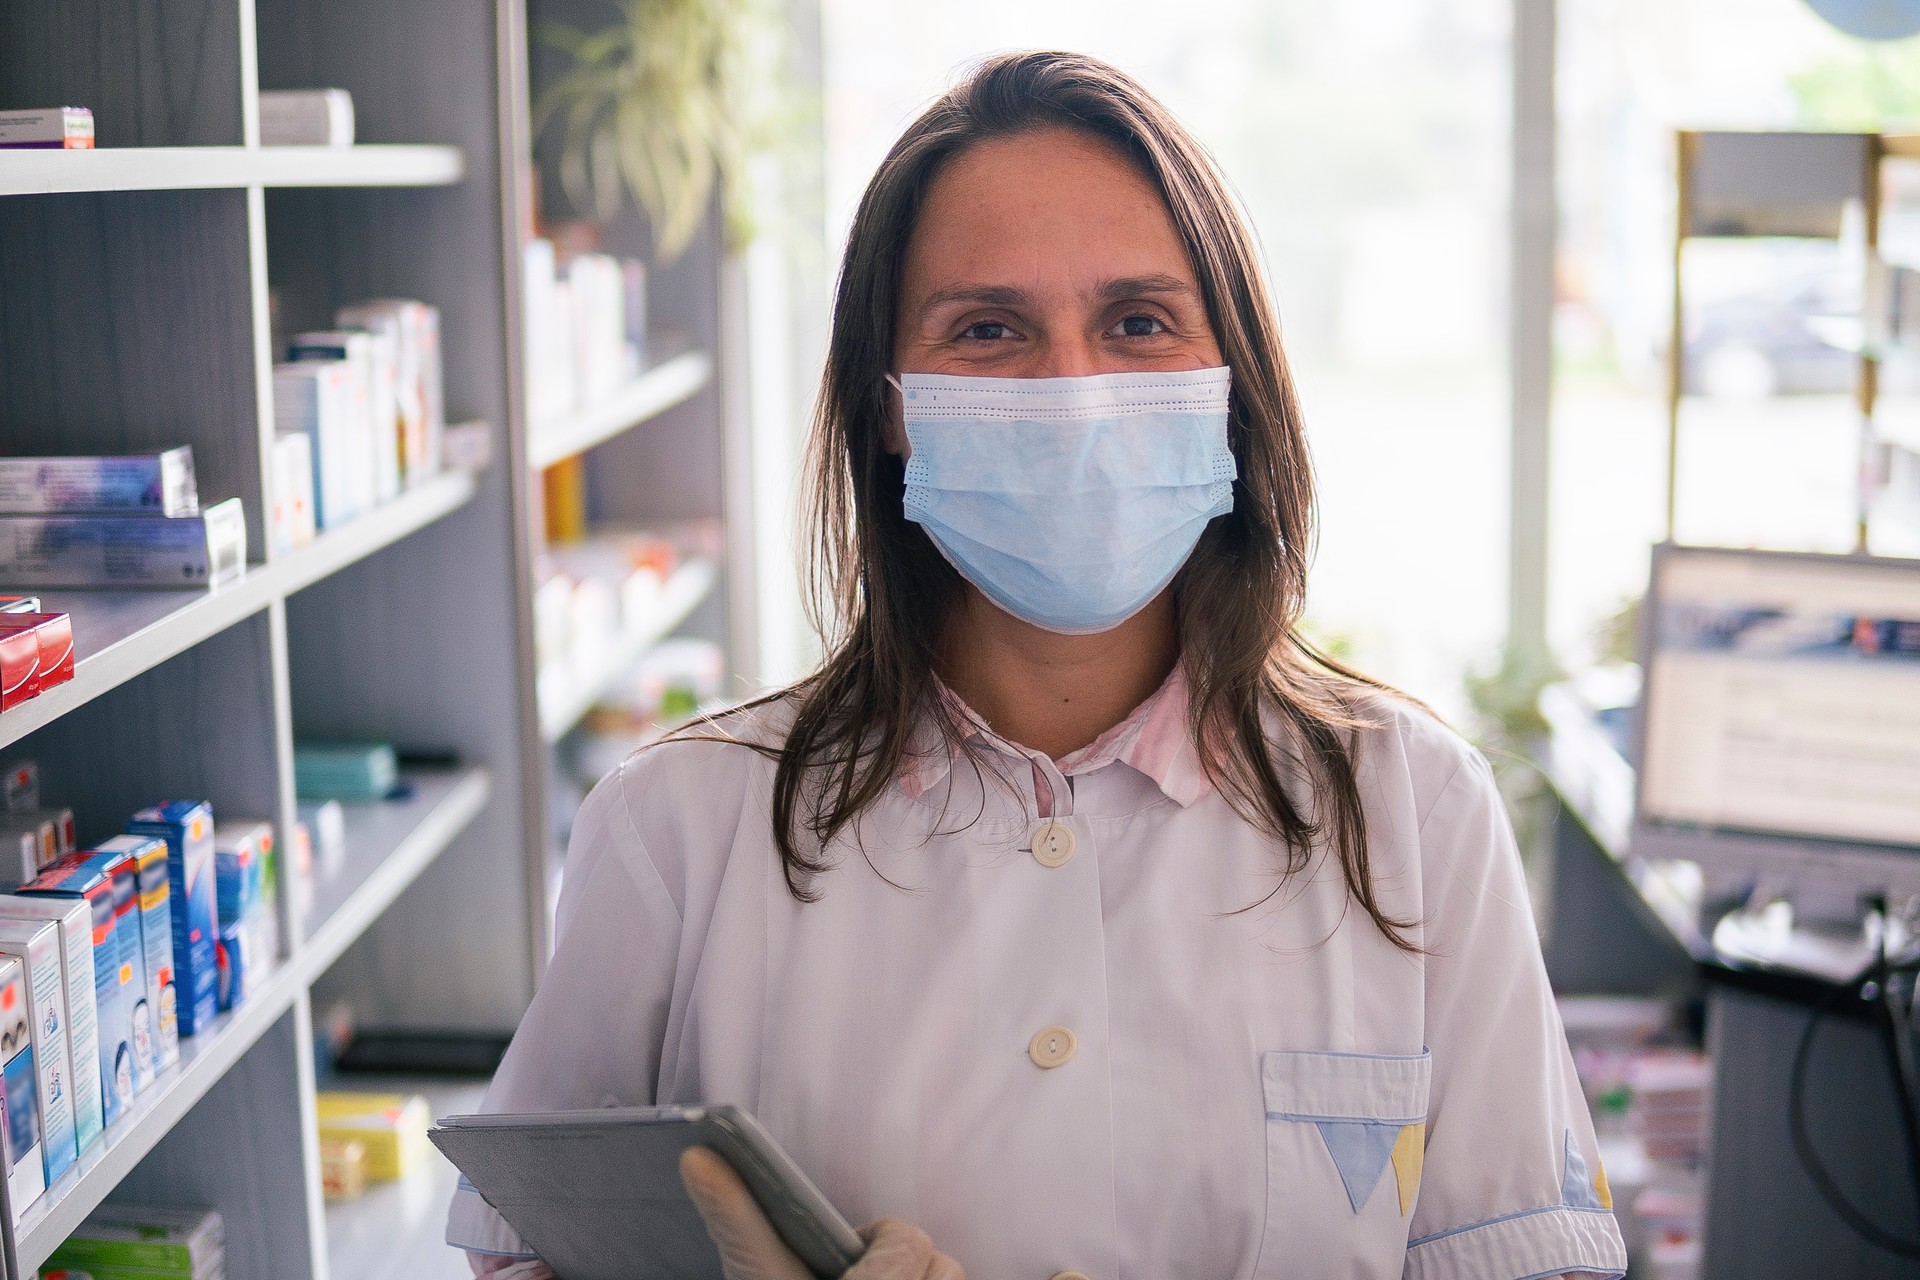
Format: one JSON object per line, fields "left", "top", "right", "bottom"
{"left": 126, "top": 803, "right": 218, "bottom": 1038}
{"left": 94, "top": 835, "right": 178, "bottom": 1071}
{"left": 214, "top": 821, "right": 273, "bottom": 992}
{"left": 0, "top": 894, "right": 103, "bottom": 1155}
{"left": 286, "top": 330, "right": 382, "bottom": 513}
{"left": 274, "top": 360, "right": 362, "bottom": 530}
{"left": 20, "top": 858, "right": 130, "bottom": 1126}
{"left": 0, "top": 953, "right": 44, "bottom": 1221}
{"left": 65, "top": 850, "right": 151, "bottom": 1094}
{"left": 0, "top": 448, "right": 198, "bottom": 516}
{"left": 0, "top": 918, "right": 77, "bottom": 1182}
{"left": 0, "top": 499, "right": 245, "bottom": 589}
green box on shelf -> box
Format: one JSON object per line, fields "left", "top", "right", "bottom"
{"left": 44, "top": 1203, "right": 223, "bottom": 1276}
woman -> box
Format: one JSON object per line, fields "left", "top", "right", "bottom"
{"left": 452, "top": 51, "right": 1627, "bottom": 1280}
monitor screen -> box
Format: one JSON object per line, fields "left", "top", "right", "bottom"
{"left": 1640, "top": 547, "right": 1920, "bottom": 852}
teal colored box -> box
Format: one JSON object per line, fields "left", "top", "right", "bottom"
{"left": 294, "top": 741, "right": 396, "bottom": 800}
{"left": 125, "top": 803, "right": 218, "bottom": 1038}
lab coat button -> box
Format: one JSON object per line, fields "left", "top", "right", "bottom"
{"left": 1050, "top": 1272, "right": 1093, "bottom": 1280}
{"left": 1028, "top": 1025, "right": 1077, "bottom": 1069}
{"left": 1031, "top": 820, "right": 1075, "bottom": 868}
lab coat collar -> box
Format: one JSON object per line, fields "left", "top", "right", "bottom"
{"left": 898, "top": 663, "right": 1214, "bottom": 809}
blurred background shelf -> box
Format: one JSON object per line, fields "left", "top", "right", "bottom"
{"left": 0, "top": 144, "right": 465, "bottom": 197}
{"left": 526, "top": 350, "right": 713, "bottom": 469}
{"left": 537, "top": 558, "right": 719, "bottom": 741}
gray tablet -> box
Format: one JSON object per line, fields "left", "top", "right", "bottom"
{"left": 432, "top": 1103, "right": 866, "bottom": 1280}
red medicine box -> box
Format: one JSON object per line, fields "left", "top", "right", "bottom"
{"left": 0, "top": 612, "right": 75, "bottom": 706}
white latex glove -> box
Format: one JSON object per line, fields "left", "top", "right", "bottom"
{"left": 680, "top": 1147, "right": 965, "bottom": 1280}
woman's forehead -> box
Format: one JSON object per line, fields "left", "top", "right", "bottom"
{"left": 903, "top": 127, "right": 1195, "bottom": 297}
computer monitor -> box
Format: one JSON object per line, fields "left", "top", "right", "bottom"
{"left": 1633, "top": 544, "right": 1920, "bottom": 909}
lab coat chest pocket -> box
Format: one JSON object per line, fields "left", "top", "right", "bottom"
{"left": 1252, "top": 1049, "right": 1431, "bottom": 1280}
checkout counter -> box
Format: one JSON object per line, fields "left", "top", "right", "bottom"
{"left": 1539, "top": 544, "right": 1920, "bottom": 1278}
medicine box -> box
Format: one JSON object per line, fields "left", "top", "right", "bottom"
{"left": 0, "top": 827, "right": 36, "bottom": 889}
{"left": 339, "top": 299, "right": 444, "bottom": 486}
{"left": 0, "top": 807, "right": 71, "bottom": 885}
{"left": 287, "top": 330, "right": 383, "bottom": 512}
{"left": 0, "top": 917, "right": 79, "bottom": 1182}
{"left": 0, "top": 953, "right": 44, "bottom": 1220}
{"left": 95, "top": 834, "right": 180, "bottom": 1070}
{"left": 126, "top": 803, "right": 219, "bottom": 1038}
{"left": 68, "top": 849, "right": 154, "bottom": 1094}
{"left": 259, "top": 87, "right": 356, "bottom": 146}
{"left": 330, "top": 310, "right": 404, "bottom": 501}
{"left": 45, "top": 1203, "right": 225, "bottom": 1276}
{"left": 270, "top": 431, "right": 318, "bottom": 555}
{"left": 0, "top": 106, "right": 93, "bottom": 150}
{"left": 315, "top": 1092, "right": 431, "bottom": 1180}
{"left": 214, "top": 821, "right": 274, "bottom": 979}
{"left": 274, "top": 359, "right": 364, "bottom": 529}
{"left": 295, "top": 742, "right": 397, "bottom": 800}
{"left": 0, "top": 894, "right": 104, "bottom": 1154}
{"left": 20, "top": 857, "right": 132, "bottom": 1125}
{"left": 0, "top": 611, "right": 76, "bottom": 701}
{"left": 0, "top": 499, "right": 245, "bottom": 588}
{"left": 0, "top": 448, "right": 197, "bottom": 516}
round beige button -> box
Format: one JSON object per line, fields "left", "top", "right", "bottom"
{"left": 1028, "top": 1024, "right": 1077, "bottom": 1069}
{"left": 1050, "top": 1272, "right": 1093, "bottom": 1280}
{"left": 1031, "top": 820, "right": 1076, "bottom": 868}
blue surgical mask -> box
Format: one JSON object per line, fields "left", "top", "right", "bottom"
{"left": 896, "top": 366, "right": 1236, "bottom": 634}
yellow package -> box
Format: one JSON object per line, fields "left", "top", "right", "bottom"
{"left": 315, "top": 1093, "right": 432, "bottom": 1181}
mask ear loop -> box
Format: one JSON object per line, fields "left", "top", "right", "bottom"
{"left": 885, "top": 372, "right": 904, "bottom": 394}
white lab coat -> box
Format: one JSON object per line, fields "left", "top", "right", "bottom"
{"left": 450, "top": 674, "right": 1627, "bottom": 1279}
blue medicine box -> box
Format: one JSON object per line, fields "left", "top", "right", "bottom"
{"left": 126, "top": 803, "right": 219, "bottom": 1038}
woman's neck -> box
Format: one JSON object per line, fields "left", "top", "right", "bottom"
{"left": 936, "top": 588, "right": 1179, "bottom": 761}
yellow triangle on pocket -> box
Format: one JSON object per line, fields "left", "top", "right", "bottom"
{"left": 1594, "top": 1158, "right": 1613, "bottom": 1210}
{"left": 1390, "top": 1122, "right": 1425, "bottom": 1216}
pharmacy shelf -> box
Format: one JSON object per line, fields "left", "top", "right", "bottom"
{"left": 537, "top": 557, "right": 718, "bottom": 741}
{"left": 525, "top": 350, "right": 713, "bottom": 470}
{"left": 302, "top": 768, "right": 493, "bottom": 967}
{"left": 9, "top": 765, "right": 489, "bottom": 1275}
{"left": 0, "top": 468, "right": 478, "bottom": 752}
{"left": 323, "top": 1076, "right": 487, "bottom": 1280}
{"left": 0, "top": 145, "right": 465, "bottom": 198}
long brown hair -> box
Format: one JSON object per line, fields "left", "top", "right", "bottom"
{"left": 762, "top": 50, "right": 1414, "bottom": 948}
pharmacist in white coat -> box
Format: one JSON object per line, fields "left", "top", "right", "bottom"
{"left": 450, "top": 50, "right": 1628, "bottom": 1280}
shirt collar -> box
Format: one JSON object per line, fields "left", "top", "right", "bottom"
{"left": 898, "top": 664, "right": 1214, "bottom": 808}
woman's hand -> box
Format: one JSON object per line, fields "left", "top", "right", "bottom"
{"left": 679, "top": 1147, "right": 964, "bottom": 1280}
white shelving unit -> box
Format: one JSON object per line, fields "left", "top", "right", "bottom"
{"left": 0, "top": 0, "right": 545, "bottom": 1275}
{"left": 0, "top": 144, "right": 464, "bottom": 197}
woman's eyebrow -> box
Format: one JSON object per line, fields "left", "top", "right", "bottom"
{"left": 917, "top": 283, "right": 1031, "bottom": 316}
{"left": 1094, "top": 273, "right": 1197, "bottom": 302}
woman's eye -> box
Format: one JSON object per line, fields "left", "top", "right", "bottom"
{"left": 1115, "top": 313, "right": 1166, "bottom": 338}
{"left": 960, "top": 321, "right": 1010, "bottom": 341}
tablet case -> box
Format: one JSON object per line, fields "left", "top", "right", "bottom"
{"left": 431, "top": 1104, "right": 862, "bottom": 1280}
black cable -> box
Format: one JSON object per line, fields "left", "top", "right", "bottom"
{"left": 1787, "top": 971, "right": 1920, "bottom": 1259}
